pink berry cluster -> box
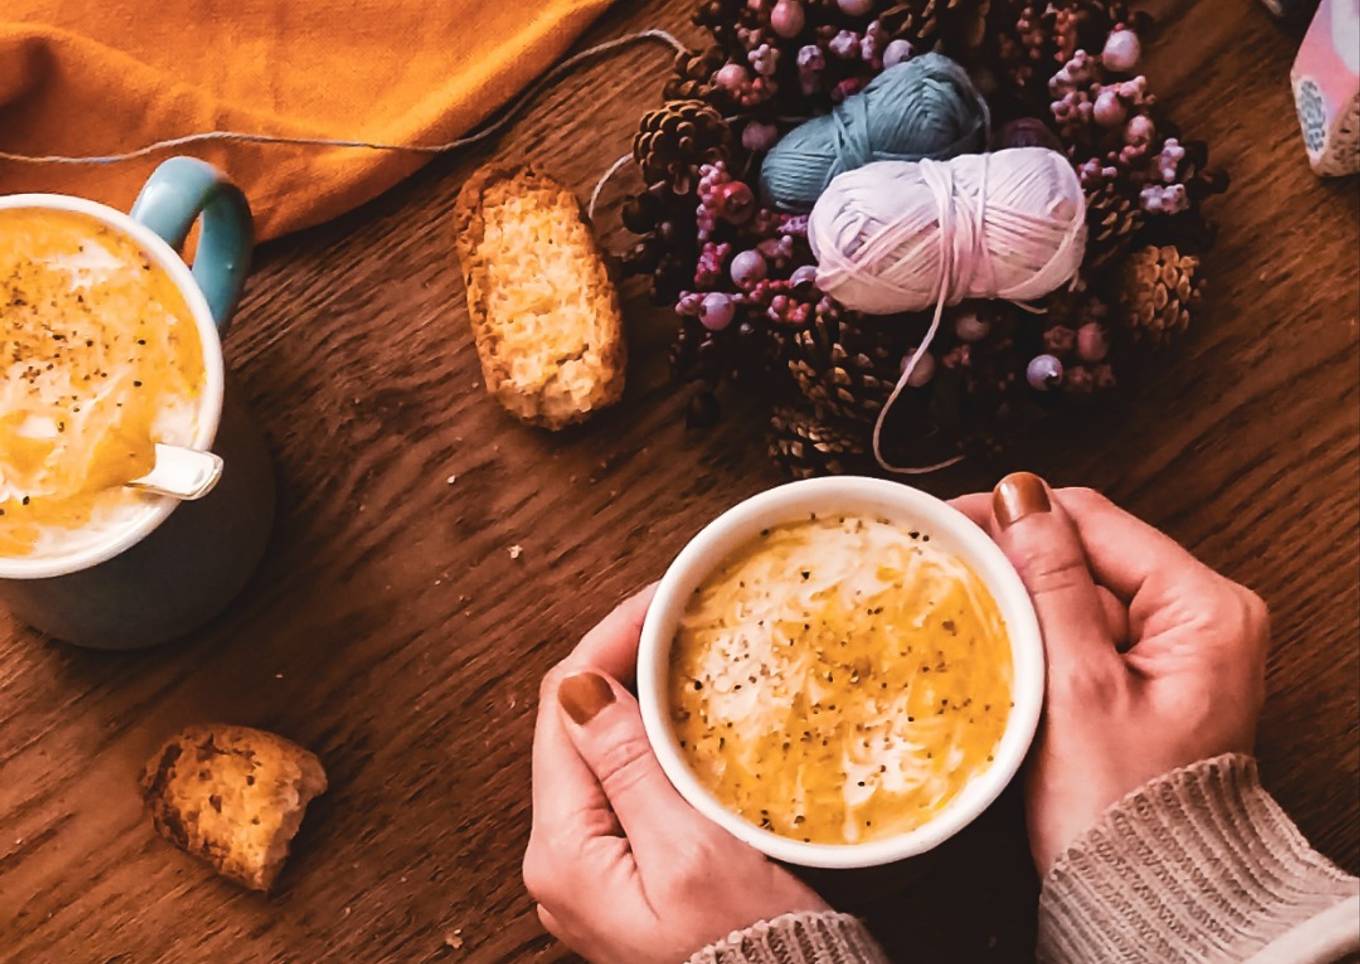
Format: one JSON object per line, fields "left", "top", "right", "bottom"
{"left": 1140, "top": 139, "right": 1190, "bottom": 214}
{"left": 695, "top": 241, "right": 734, "bottom": 287}
{"left": 1036, "top": 295, "right": 1116, "bottom": 396}
{"left": 675, "top": 271, "right": 821, "bottom": 334}
{"left": 669, "top": 146, "right": 823, "bottom": 345}
{"left": 1045, "top": 24, "right": 1223, "bottom": 230}
{"left": 692, "top": 0, "right": 930, "bottom": 114}
{"left": 1003, "top": 4, "right": 1048, "bottom": 88}
{"left": 696, "top": 162, "right": 756, "bottom": 241}
{"left": 1048, "top": 43, "right": 1151, "bottom": 144}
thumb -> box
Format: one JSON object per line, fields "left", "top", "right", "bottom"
{"left": 990, "top": 473, "right": 1118, "bottom": 678}
{"left": 556, "top": 670, "right": 711, "bottom": 865}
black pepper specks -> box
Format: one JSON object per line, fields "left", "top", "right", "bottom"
{"left": 665, "top": 511, "right": 1014, "bottom": 846}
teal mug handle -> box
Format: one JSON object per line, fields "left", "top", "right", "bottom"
{"left": 130, "top": 157, "right": 253, "bottom": 334}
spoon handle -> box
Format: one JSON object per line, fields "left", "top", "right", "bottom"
{"left": 126, "top": 444, "right": 224, "bottom": 501}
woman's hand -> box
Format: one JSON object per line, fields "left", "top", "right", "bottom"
{"left": 523, "top": 586, "right": 828, "bottom": 964}
{"left": 957, "top": 474, "right": 1270, "bottom": 873}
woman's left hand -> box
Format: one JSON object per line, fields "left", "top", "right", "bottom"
{"left": 523, "top": 586, "right": 829, "bottom": 964}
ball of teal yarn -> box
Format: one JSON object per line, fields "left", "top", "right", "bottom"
{"left": 759, "top": 52, "right": 991, "bottom": 213}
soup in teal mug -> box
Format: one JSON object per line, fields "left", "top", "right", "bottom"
{"left": 0, "top": 156, "right": 274, "bottom": 649}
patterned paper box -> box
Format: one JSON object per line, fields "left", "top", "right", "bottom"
{"left": 1291, "top": 0, "right": 1360, "bottom": 176}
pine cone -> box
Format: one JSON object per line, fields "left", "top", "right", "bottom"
{"left": 1042, "top": 2, "right": 1139, "bottom": 61}
{"left": 1085, "top": 182, "right": 1144, "bottom": 268}
{"left": 671, "top": 311, "right": 778, "bottom": 385}
{"left": 671, "top": 316, "right": 726, "bottom": 383}
{"left": 1119, "top": 244, "right": 1202, "bottom": 346}
{"left": 788, "top": 302, "right": 920, "bottom": 423}
{"left": 633, "top": 100, "right": 730, "bottom": 192}
{"left": 957, "top": 0, "right": 991, "bottom": 50}
{"left": 994, "top": 4, "right": 1044, "bottom": 90}
{"left": 694, "top": 0, "right": 743, "bottom": 30}
{"left": 665, "top": 46, "right": 725, "bottom": 101}
{"left": 768, "top": 406, "right": 868, "bottom": 479}
{"left": 880, "top": 0, "right": 988, "bottom": 54}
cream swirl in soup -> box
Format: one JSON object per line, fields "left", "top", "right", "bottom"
{"left": 0, "top": 208, "right": 205, "bottom": 559}
{"left": 669, "top": 514, "right": 1012, "bottom": 845}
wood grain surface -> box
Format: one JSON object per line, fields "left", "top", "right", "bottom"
{"left": 2, "top": 1, "right": 1357, "bottom": 961}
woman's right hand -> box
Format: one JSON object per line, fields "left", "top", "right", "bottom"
{"left": 956, "top": 474, "right": 1270, "bottom": 874}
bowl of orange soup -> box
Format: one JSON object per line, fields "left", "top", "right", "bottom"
{"left": 637, "top": 477, "right": 1043, "bottom": 868}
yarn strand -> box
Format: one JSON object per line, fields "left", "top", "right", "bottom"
{"left": 0, "top": 29, "right": 688, "bottom": 166}
{"left": 870, "top": 157, "right": 972, "bottom": 475}
{"left": 809, "top": 148, "right": 1086, "bottom": 475}
{"left": 588, "top": 152, "right": 635, "bottom": 222}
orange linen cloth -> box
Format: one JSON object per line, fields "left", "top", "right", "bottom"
{"left": 0, "top": 0, "right": 615, "bottom": 240}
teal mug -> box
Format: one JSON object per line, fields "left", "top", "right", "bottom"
{"left": 0, "top": 157, "right": 275, "bottom": 649}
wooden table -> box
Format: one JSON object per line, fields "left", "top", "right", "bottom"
{"left": 3, "top": 1, "right": 1357, "bottom": 960}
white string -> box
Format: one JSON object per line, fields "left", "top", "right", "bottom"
{"left": 0, "top": 29, "right": 688, "bottom": 166}
{"left": 870, "top": 157, "right": 977, "bottom": 475}
{"left": 586, "top": 117, "right": 819, "bottom": 227}
{"left": 588, "top": 152, "right": 635, "bottom": 221}
{"left": 808, "top": 148, "right": 1086, "bottom": 475}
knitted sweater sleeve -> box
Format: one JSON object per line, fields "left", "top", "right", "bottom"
{"left": 1038, "top": 753, "right": 1360, "bottom": 964}
{"left": 685, "top": 910, "right": 890, "bottom": 964}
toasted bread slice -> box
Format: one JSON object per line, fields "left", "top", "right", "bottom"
{"left": 140, "top": 724, "right": 327, "bottom": 891}
{"left": 454, "top": 163, "right": 625, "bottom": 429}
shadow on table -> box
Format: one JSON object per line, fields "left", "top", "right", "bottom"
{"left": 798, "top": 781, "right": 1039, "bottom": 964}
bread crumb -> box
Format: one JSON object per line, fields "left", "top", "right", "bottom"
{"left": 446, "top": 475, "right": 457, "bottom": 485}
{"left": 139, "top": 724, "right": 326, "bottom": 891}
{"left": 444, "top": 930, "right": 464, "bottom": 949}
{"left": 508, "top": 544, "right": 523, "bottom": 560}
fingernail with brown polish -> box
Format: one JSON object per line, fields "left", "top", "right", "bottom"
{"left": 993, "top": 472, "right": 1051, "bottom": 529}
{"left": 558, "top": 671, "right": 615, "bottom": 726}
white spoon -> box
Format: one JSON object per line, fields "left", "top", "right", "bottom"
{"left": 125, "top": 444, "right": 224, "bottom": 501}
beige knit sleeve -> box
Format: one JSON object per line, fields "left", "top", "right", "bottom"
{"left": 1038, "top": 753, "right": 1360, "bottom": 964}
{"left": 686, "top": 910, "right": 890, "bottom": 964}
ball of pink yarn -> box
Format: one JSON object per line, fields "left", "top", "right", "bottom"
{"left": 807, "top": 147, "right": 1086, "bottom": 315}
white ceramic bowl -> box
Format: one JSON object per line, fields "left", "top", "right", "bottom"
{"left": 637, "top": 476, "right": 1044, "bottom": 869}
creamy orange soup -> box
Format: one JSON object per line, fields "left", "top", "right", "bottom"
{"left": 0, "top": 208, "right": 205, "bottom": 558}
{"left": 669, "top": 514, "right": 1012, "bottom": 845}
